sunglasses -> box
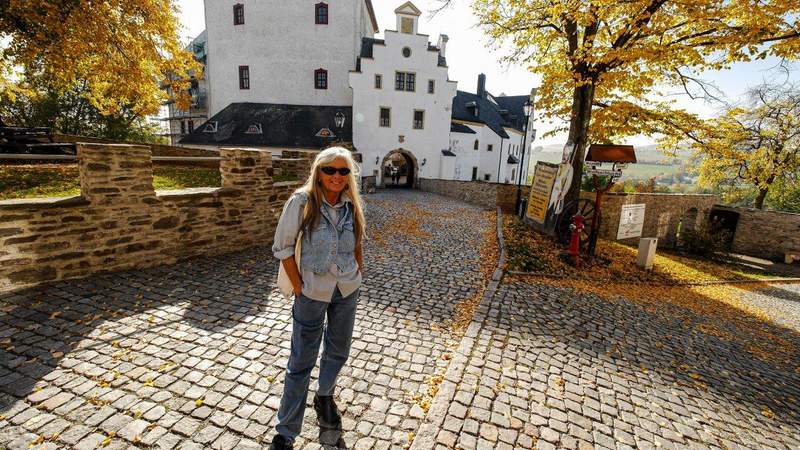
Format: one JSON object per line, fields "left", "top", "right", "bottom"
{"left": 320, "top": 166, "right": 351, "bottom": 176}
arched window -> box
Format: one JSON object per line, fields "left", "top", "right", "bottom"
{"left": 315, "top": 68, "right": 328, "bottom": 89}
{"left": 473, "top": 139, "right": 479, "bottom": 150}
{"left": 315, "top": 2, "right": 328, "bottom": 24}
{"left": 233, "top": 3, "right": 244, "bottom": 25}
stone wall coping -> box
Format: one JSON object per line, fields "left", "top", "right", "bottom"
{"left": 274, "top": 181, "right": 302, "bottom": 188}
{"left": 713, "top": 204, "right": 800, "bottom": 217}
{"left": 424, "top": 178, "right": 531, "bottom": 187}
{"left": 597, "top": 192, "right": 718, "bottom": 198}
{"left": 271, "top": 157, "right": 306, "bottom": 162}
{"left": 155, "top": 187, "right": 233, "bottom": 200}
{"left": 0, "top": 195, "right": 90, "bottom": 210}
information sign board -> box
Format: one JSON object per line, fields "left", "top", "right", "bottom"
{"left": 526, "top": 162, "right": 559, "bottom": 223}
{"left": 617, "top": 203, "right": 646, "bottom": 239}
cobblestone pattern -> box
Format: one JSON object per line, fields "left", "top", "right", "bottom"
{"left": 738, "top": 283, "right": 800, "bottom": 333}
{"left": 0, "top": 144, "right": 298, "bottom": 291}
{"left": 0, "top": 190, "right": 492, "bottom": 449}
{"left": 434, "top": 279, "right": 800, "bottom": 449}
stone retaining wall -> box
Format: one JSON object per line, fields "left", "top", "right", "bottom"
{"left": 712, "top": 205, "right": 800, "bottom": 261}
{"left": 48, "top": 134, "right": 221, "bottom": 168}
{"left": 582, "top": 192, "right": 719, "bottom": 247}
{"left": 0, "top": 143, "right": 298, "bottom": 291}
{"left": 418, "top": 178, "right": 529, "bottom": 211}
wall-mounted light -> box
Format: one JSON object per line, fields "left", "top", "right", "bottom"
{"left": 375, "top": 156, "right": 379, "bottom": 165}
{"left": 421, "top": 158, "right": 427, "bottom": 166}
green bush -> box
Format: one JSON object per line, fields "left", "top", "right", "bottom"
{"left": 680, "top": 225, "right": 732, "bottom": 259}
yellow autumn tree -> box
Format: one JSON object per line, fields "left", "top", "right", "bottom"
{"left": 686, "top": 84, "right": 800, "bottom": 209}
{"left": 469, "top": 0, "right": 800, "bottom": 211}
{"left": 0, "top": 0, "right": 200, "bottom": 117}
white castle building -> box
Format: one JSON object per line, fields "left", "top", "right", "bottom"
{"left": 180, "top": 1, "right": 536, "bottom": 187}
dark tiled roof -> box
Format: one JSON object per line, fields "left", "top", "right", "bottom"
{"left": 179, "top": 103, "right": 352, "bottom": 148}
{"left": 451, "top": 91, "right": 530, "bottom": 139}
{"left": 441, "top": 149, "right": 456, "bottom": 156}
{"left": 450, "top": 122, "right": 476, "bottom": 134}
{"left": 494, "top": 95, "right": 530, "bottom": 131}
{"left": 359, "top": 37, "right": 385, "bottom": 59}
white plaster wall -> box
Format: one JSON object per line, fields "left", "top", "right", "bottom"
{"left": 204, "top": 0, "right": 374, "bottom": 116}
{"left": 449, "top": 131, "right": 479, "bottom": 181}
{"left": 350, "top": 29, "right": 457, "bottom": 184}
{"left": 499, "top": 128, "right": 525, "bottom": 184}
{"left": 475, "top": 126, "right": 504, "bottom": 182}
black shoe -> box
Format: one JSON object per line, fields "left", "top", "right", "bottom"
{"left": 269, "top": 434, "right": 293, "bottom": 450}
{"left": 314, "top": 394, "right": 342, "bottom": 429}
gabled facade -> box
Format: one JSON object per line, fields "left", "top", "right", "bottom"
{"left": 180, "top": 1, "right": 537, "bottom": 186}
{"left": 349, "top": 3, "right": 457, "bottom": 186}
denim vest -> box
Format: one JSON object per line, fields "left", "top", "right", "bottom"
{"left": 296, "top": 192, "right": 357, "bottom": 274}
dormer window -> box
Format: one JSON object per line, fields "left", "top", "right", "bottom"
{"left": 245, "top": 123, "right": 263, "bottom": 134}
{"left": 203, "top": 121, "right": 218, "bottom": 133}
{"left": 315, "top": 2, "right": 328, "bottom": 25}
{"left": 233, "top": 4, "right": 244, "bottom": 25}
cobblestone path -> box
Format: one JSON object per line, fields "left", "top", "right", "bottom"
{"left": 427, "top": 277, "right": 800, "bottom": 449}
{"left": 0, "top": 190, "right": 494, "bottom": 450}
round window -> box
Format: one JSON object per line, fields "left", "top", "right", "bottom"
{"left": 402, "top": 47, "right": 411, "bottom": 58}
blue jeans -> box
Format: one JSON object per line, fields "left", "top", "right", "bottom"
{"left": 275, "top": 286, "right": 359, "bottom": 441}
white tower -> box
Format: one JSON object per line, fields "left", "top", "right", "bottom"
{"left": 203, "top": 1, "right": 378, "bottom": 116}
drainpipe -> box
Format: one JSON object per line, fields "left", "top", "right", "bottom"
{"left": 496, "top": 137, "right": 504, "bottom": 183}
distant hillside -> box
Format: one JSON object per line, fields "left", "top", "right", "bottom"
{"left": 530, "top": 144, "right": 691, "bottom": 164}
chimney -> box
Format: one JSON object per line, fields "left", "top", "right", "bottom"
{"left": 437, "top": 34, "right": 449, "bottom": 58}
{"left": 477, "top": 73, "right": 486, "bottom": 99}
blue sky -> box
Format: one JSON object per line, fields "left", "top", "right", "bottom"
{"left": 175, "top": 0, "right": 798, "bottom": 147}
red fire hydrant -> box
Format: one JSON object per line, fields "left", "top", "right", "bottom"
{"left": 568, "top": 214, "right": 584, "bottom": 267}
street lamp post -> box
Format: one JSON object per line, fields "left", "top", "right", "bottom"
{"left": 515, "top": 100, "right": 534, "bottom": 215}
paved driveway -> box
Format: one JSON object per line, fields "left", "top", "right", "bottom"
{"left": 423, "top": 278, "right": 800, "bottom": 449}
{"left": 1, "top": 190, "right": 799, "bottom": 450}
{"left": 0, "top": 190, "right": 493, "bottom": 450}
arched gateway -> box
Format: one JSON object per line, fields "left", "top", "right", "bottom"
{"left": 380, "top": 148, "right": 419, "bottom": 189}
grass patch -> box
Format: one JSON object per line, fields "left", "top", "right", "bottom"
{"left": 0, "top": 165, "right": 223, "bottom": 200}
{"left": 273, "top": 173, "right": 299, "bottom": 183}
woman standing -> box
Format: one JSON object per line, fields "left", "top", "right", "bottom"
{"left": 269, "top": 147, "right": 366, "bottom": 449}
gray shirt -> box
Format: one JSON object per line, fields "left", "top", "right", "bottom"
{"left": 272, "top": 193, "right": 361, "bottom": 302}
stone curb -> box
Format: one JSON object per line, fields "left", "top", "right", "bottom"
{"left": 409, "top": 207, "right": 506, "bottom": 450}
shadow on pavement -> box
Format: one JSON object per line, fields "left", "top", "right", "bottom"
{"left": 497, "top": 278, "right": 800, "bottom": 441}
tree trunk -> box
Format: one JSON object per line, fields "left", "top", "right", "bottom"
{"left": 755, "top": 187, "right": 769, "bottom": 209}
{"left": 563, "top": 82, "right": 596, "bottom": 210}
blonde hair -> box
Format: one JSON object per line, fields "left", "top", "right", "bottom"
{"left": 297, "top": 147, "right": 366, "bottom": 246}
